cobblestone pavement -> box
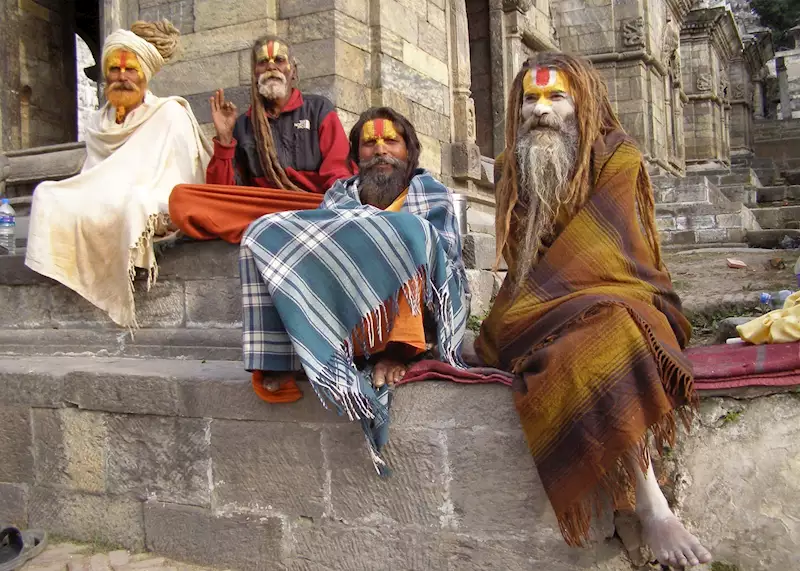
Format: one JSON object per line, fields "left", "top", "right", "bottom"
{"left": 20, "top": 542, "right": 230, "bottom": 571}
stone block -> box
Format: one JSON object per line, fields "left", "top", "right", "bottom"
{"left": 212, "top": 420, "right": 325, "bottom": 517}
{"left": 375, "top": 0, "right": 419, "bottom": 44}
{"left": 0, "top": 406, "right": 33, "bottom": 483}
{"left": 462, "top": 233, "right": 500, "bottom": 270}
{"left": 156, "top": 241, "right": 240, "bottom": 280}
{"left": 696, "top": 228, "right": 728, "bottom": 243}
{"left": 133, "top": 281, "right": 186, "bottom": 328}
{"left": 715, "top": 212, "right": 744, "bottom": 228}
{"left": 402, "top": 41, "right": 448, "bottom": 86}
{"left": 106, "top": 415, "right": 211, "bottom": 506}
{"left": 293, "top": 38, "right": 336, "bottom": 80}
{"left": 150, "top": 52, "right": 240, "bottom": 97}
{"left": 185, "top": 278, "right": 242, "bottom": 328}
{"left": 325, "top": 425, "right": 446, "bottom": 527}
{"left": 0, "top": 483, "right": 28, "bottom": 526}
{"left": 194, "top": 0, "right": 273, "bottom": 31}
{"left": 0, "top": 285, "right": 51, "bottom": 328}
{"left": 448, "top": 427, "right": 552, "bottom": 532}
{"left": 374, "top": 27, "right": 404, "bottom": 60}
{"left": 291, "top": 524, "right": 448, "bottom": 570}
{"left": 429, "top": 0, "right": 444, "bottom": 8}
{"left": 299, "top": 75, "right": 370, "bottom": 115}
{"left": 139, "top": 0, "right": 194, "bottom": 34}
{"left": 334, "top": 39, "right": 370, "bottom": 86}
{"left": 33, "top": 409, "right": 106, "bottom": 493}
{"left": 176, "top": 19, "right": 277, "bottom": 63}
{"left": 418, "top": 20, "right": 448, "bottom": 63}
{"left": 656, "top": 216, "right": 676, "bottom": 231}
{"left": 450, "top": 141, "right": 482, "bottom": 180}
{"left": 335, "top": 11, "right": 371, "bottom": 51}
{"left": 49, "top": 286, "right": 113, "bottom": 328}
{"left": 372, "top": 88, "right": 412, "bottom": 117}
{"left": 336, "top": 108, "right": 360, "bottom": 135}
{"left": 287, "top": 10, "right": 335, "bottom": 42}
{"left": 63, "top": 368, "right": 182, "bottom": 417}
{"left": 144, "top": 502, "right": 283, "bottom": 570}
{"left": 427, "top": 1, "right": 445, "bottom": 31}
{"left": 465, "top": 269, "right": 494, "bottom": 317}
{"left": 418, "top": 133, "right": 442, "bottom": 174}
{"left": 28, "top": 487, "right": 144, "bottom": 550}
{"left": 182, "top": 86, "right": 252, "bottom": 127}
{"left": 391, "top": 381, "right": 517, "bottom": 430}
{"left": 0, "top": 368, "right": 63, "bottom": 408}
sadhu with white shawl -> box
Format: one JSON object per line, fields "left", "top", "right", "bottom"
{"left": 25, "top": 20, "right": 212, "bottom": 327}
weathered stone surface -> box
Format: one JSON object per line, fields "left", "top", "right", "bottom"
{"left": 0, "top": 483, "right": 27, "bottom": 526}
{"left": 448, "top": 426, "right": 551, "bottom": 532}
{"left": 194, "top": 0, "right": 273, "bottom": 31}
{"left": 133, "top": 281, "right": 186, "bottom": 328}
{"left": 0, "top": 406, "right": 33, "bottom": 482}
{"left": 465, "top": 269, "right": 494, "bottom": 318}
{"left": 290, "top": 524, "right": 448, "bottom": 570}
{"left": 278, "top": 0, "right": 333, "bottom": 19}
{"left": 391, "top": 381, "right": 516, "bottom": 429}
{"left": 462, "top": 233, "right": 503, "bottom": 270}
{"left": 675, "top": 396, "right": 800, "bottom": 571}
{"left": 375, "top": 0, "right": 418, "bottom": 44}
{"left": 212, "top": 420, "right": 325, "bottom": 517}
{"left": 33, "top": 409, "right": 106, "bottom": 493}
{"left": 299, "top": 75, "right": 369, "bottom": 114}
{"left": 0, "top": 368, "right": 63, "bottom": 407}
{"left": 139, "top": 0, "right": 194, "bottom": 34}
{"left": 144, "top": 502, "right": 282, "bottom": 569}
{"left": 106, "top": 415, "right": 211, "bottom": 506}
{"left": 418, "top": 133, "right": 442, "bottom": 174}
{"left": 28, "top": 487, "right": 144, "bottom": 550}
{"left": 185, "top": 279, "right": 241, "bottom": 328}
{"left": 0, "top": 285, "right": 51, "bottom": 327}
{"left": 402, "top": 41, "right": 448, "bottom": 86}
{"left": 151, "top": 53, "right": 240, "bottom": 97}
{"left": 63, "top": 370, "right": 182, "bottom": 417}
{"left": 183, "top": 85, "right": 251, "bottom": 125}
{"left": 418, "top": 19, "right": 448, "bottom": 63}
{"left": 156, "top": 240, "right": 239, "bottom": 280}
{"left": 410, "top": 102, "right": 449, "bottom": 142}
{"left": 47, "top": 287, "right": 112, "bottom": 328}
{"left": 326, "top": 425, "right": 446, "bottom": 526}
{"left": 293, "top": 38, "right": 336, "bottom": 80}
{"left": 427, "top": 2, "right": 445, "bottom": 31}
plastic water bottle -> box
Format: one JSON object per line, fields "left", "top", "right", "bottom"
{"left": 0, "top": 198, "right": 15, "bottom": 255}
{"left": 759, "top": 290, "right": 793, "bottom": 310}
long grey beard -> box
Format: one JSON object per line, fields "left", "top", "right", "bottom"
{"left": 513, "top": 125, "right": 578, "bottom": 295}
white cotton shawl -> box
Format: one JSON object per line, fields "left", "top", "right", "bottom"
{"left": 25, "top": 92, "right": 213, "bottom": 327}
{"left": 101, "top": 29, "right": 165, "bottom": 81}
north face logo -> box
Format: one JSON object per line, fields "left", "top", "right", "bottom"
{"left": 294, "top": 119, "right": 311, "bottom": 130}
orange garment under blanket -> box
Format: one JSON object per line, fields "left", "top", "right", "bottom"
{"left": 252, "top": 188, "right": 427, "bottom": 403}
{"left": 169, "top": 183, "right": 324, "bottom": 244}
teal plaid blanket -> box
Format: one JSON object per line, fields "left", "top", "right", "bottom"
{"left": 240, "top": 169, "right": 467, "bottom": 472}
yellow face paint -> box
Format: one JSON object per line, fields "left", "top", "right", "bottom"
{"left": 361, "top": 119, "right": 400, "bottom": 146}
{"left": 522, "top": 67, "right": 572, "bottom": 106}
{"left": 256, "top": 40, "right": 291, "bottom": 70}
{"left": 104, "top": 49, "right": 144, "bottom": 80}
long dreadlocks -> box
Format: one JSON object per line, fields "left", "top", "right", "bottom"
{"left": 495, "top": 52, "right": 663, "bottom": 270}
{"left": 249, "top": 35, "right": 303, "bottom": 192}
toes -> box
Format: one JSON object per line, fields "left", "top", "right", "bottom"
{"left": 675, "top": 551, "right": 689, "bottom": 567}
{"left": 373, "top": 371, "right": 386, "bottom": 388}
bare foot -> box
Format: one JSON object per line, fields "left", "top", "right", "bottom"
{"left": 372, "top": 358, "right": 407, "bottom": 388}
{"left": 640, "top": 511, "right": 712, "bottom": 567}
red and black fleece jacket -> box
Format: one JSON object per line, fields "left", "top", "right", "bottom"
{"left": 206, "top": 89, "right": 353, "bottom": 193}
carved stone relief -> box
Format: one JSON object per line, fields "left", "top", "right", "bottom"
{"left": 732, "top": 83, "right": 745, "bottom": 100}
{"left": 621, "top": 17, "right": 645, "bottom": 49}
{"left": 696, "top": 74, "right": 712, "bottom": 92}
{"left": 502, "top": 0, "right": 532, "bottom": 13}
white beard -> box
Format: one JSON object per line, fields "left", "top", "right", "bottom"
{"left": 513, "top": 121, "right": 578, "bottom": 294}
{"left": 257, "top": 73, "right": 288, "bottom": 101}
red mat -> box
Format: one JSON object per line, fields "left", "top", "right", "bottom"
{"left": 400, "top": 343, "right": 800, "bottom": 392}
{"left": 684, "top": 342, "right": 800, "bottom": 390}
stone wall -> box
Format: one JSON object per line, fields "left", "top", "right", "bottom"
{"left": 1, "top": 356, "right": 798, "bottom": 571}
{"left": 76, "top": 34, "right": 99, "bottom": 141}
{"left": 1, "top": 0, "right": 78, "bottom": 152}
{"left": 753, "top": 117, "right": 800, "bottom": 171}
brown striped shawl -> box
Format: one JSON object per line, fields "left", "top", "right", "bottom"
{"left": 476, "top": 131, "right": 695, "bottom": 545}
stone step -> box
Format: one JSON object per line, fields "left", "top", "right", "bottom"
{"left": 750, "top": 205, "right": 800, "bottom": 229}
{"left": 756, "top": 185, "right": 800, "bottom": 204}
{"left": 651, "top": 175, "right": 731, "bottom": 206}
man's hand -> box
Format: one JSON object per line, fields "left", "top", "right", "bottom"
{"left": 210, "top": 89, "right": 237, "bottom": 146}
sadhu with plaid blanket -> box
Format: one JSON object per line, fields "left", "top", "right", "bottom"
{"left": 475, "top": 53, "right": 712, "bottom": 567}
{"left": 240, "top": 107, "right": 467, "bottom": 474}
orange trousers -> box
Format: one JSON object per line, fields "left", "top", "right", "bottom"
{"left": 169, "top": 183, "right": 324, "bottom": 244}
{"left": 252, "top": 279, "right": 427, "bottom": 403}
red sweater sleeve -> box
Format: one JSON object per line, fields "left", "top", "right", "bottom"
{"left": 205, "top": 137, "right": 238, "bottom": 185}
{"left": 317, "top": 113, "right": 354, "bottom": 191}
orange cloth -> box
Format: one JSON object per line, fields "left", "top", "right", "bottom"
{"left": 169, "top": 183, "right": 324, "bottom": 244}
{"left": 251, "top": 188, "right": 425, "bottom": 403}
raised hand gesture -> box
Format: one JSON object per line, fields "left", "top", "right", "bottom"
{"left": 210, "top": 89, "right": 237, "bottom": 145}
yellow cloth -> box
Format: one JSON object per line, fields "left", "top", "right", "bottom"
{"left": 738, "top": 291, "right": 800, "bottom": 344}
{"left": 384, "top": 189, "right": 409, "bottom": 212}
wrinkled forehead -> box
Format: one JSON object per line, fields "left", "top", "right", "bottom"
{"left": 361, "top": 119, "right": 402, "bottom": 142}
{"left": 104, "top": 49, "right": 143, "bottom": 78}
{"left": 255, "top": 40, "right": 290, "bottom": 62}
{"left": 523, "top": 66, "right": 571, "bottom": 96}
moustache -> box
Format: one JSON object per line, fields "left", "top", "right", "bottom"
{"left": 258, "top": 71, "right": 286, "bottom": 86}
{"left": 360, "top": 155, "right": 405, "bottom": 171}
{"left": 520, "top": 112, "right": 563, "bottom": 134}
{"left": 107, "top": 81, "right": 139, "bottom": 92}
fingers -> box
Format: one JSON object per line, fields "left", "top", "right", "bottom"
{"left": 373, "top": 368, "right": 386, "bottom": 388}
{"left": 209, "top": 91, "right": 218, "bottom": 113}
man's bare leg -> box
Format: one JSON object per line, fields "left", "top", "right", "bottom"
{"left": 634, "top": 457, "right": 712, "bottom": 567}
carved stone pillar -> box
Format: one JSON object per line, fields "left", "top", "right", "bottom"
{"left": 449, "top": 0, "right": 481, "bottom": 181}
{"left": 777, "top": 57, "right": 792, "bottom": 120}
{"left": 753, "top": 79, "right": 765, "bottom": 119}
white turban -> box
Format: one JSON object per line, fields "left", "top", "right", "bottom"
{"left": 101, "top": 29, "right": 164, "bottom": 82}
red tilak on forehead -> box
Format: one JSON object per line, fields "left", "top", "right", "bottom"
{"left": 535, "top": 66, "right": 551, "bottom": 87}
{"left": 119, "top": 51, "right": 129, "bottom": 69}
{"left": 374, "top": 119, "right": 385, "bottom": 139}
{"left": 267, "top": 41, "right": 275, "bottom": 59}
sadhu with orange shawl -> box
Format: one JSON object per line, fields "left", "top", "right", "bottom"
{"left": 476, "top": 53, "right": 711, "bottom": 567}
